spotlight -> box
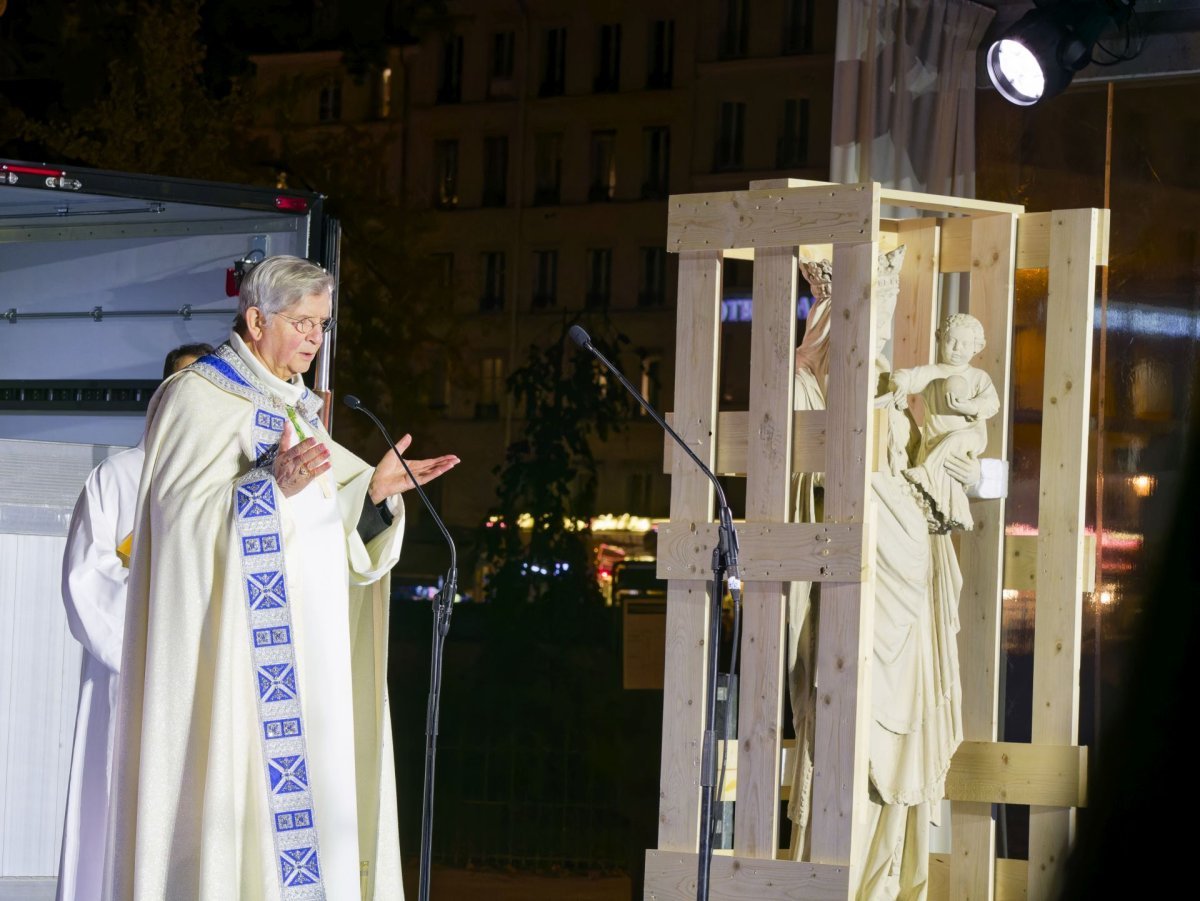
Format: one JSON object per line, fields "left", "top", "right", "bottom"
{"left": 986, "top": 0, "right": 1140, "bottom": 106}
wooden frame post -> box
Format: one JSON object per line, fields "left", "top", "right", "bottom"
{"left": 1027, "top": 209, "right": 1101, "bottom": 901}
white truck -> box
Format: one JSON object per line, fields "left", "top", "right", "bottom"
{"left": 0, "top": 157, "right": 342, "bottom": 898}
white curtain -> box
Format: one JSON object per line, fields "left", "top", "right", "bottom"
{"left": 831, "top": 0, "right": 995, "bottom": 197}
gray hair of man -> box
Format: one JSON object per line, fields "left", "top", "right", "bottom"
{"left": 235, "top": 255, "right": 334, "bottom": 333}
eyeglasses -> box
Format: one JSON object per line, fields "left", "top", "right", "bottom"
{"left": 275, "top": 312, "right": 334, "bottom": 335}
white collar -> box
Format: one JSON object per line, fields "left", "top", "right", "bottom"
{"left": 230, "top": 330, "right": 307, "bottom": 407}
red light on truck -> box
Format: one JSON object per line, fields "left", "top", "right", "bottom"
{"left": 2, "top": 163, "right": 66, "bottom": 178}
{"left": 274, "top": 195, "right": 309, "bottom": 213}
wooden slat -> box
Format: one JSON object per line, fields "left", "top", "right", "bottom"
{"left": 747, "top": 177, "right": 1025, "bottom": 216}
{"left": 946, "top": 741, "right": 1088, "bottom": 808}
{"left": 715, "top": 736, "right": 1086, "bottom": 808}
{"left": 809, "top": 237, "right": 878, "bottom": 885}
{"left": 722, "top": 228, "right": 901, "bottom": 261}
{"left": 950, "top": 802, "right": 997, "bottom": 901}
{"left": 645, "top": 850, "right": 851, "bottom": 901}
{"left": 664, "top": 408, "right": 890, "bottom": 478}
{"left": 939, "top": 210, "right": 1112, "bottom": 273}
{"left": 931, "top": 855, "right": 1028, "bottom": 901}
{"left": 656, "top": 250, "right": 723, "bottom": 852}
{"left": 1028, "top": 209, "right": 1101, "bottom": 901}
{"left": 667, "top": 184, "right": 878, "bottom": 253}
{"left": 1015, "top": 210, "right": 1111, "bottom": 270}
{"left": 1004, "top": 534, "right": 1096, "bottom": 593}
{"left": 938, "top": 217, "right": 973, "bottom": 273}
{"left": 712, "top": 739, "right": 799, "bottom": 802}
{"left": 734, "top": 245, "right": 796, "bottom": 858}
{"left": 892, "top": 218, "right": 941, "bottom": 369}
{"left": 663, "top": 410, "right": 826, "bottom": 476}
{"left": 952, "top": 211, "right": 1018, "bottom": 901}
{"left": 656, "top": 522, "right": 864, "bottom": 583}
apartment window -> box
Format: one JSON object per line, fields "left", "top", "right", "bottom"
{"left": 477, "top": 356, "right": 505, "bottom": 419}
{"left": 783, "top": 0, "right": 815, "bottom": 54}
{"left": 430, "top": 252, "right": 454, "bottom": 289}
{"left": 531, "top": 250, "right": 559, "bottom": 309}
{"left": 483, "top": 135, "right": 509, "bottom": 207}
{"left": 638, "top": 247, "right": 666, "bottom": 307}
{"left": 595, "top": 24, "right": 622, "bottom": 92}
{"left": 586, "top": 248, "right": 612, "bottom": 309}
{"left": 489, "top": 31, "right": 516, "bottom": 97}
{"left": 438, "top": 35, "right": 463, "bottom": 103}
{"left": 647, "top": 19, "right": 675, "bottom": 89}
{"left": 480, "top": 251, "right": 506, "bottom": 312}
{"left": 419, "top": 358, "right": 449, "bottom": 410}
{"left": 433, "top": 139, "right": 459, "bottom": 208}
{"left": 533, "top": 132, "right": 563, "bottom": 204}
{"left": 541, "top": 27, "right": 567, "bottom": 96}
{"left": 640, "top": 355, "right": 663, "bottom": 414}
{"left": 314, "top": 0, "right": 339, "bottom": 34}
{"left": 376, "top": 67, "right": 393, "bottom": 118}
{"left": 642, "top": 126, "right": 671, "bottom": 199}
{"left": 491, "top": 31, "right": 515, "bottom": 78}
{"left": 589, "top": 130, "right": 617, "bottom": 201}
{"left": 777, "top": 99, "right": 810, "bottom": 169}
{"left": 626, "top": 472, "right": 653, "bottom": 511}
{"left": 318, "top": 78, "right": 342, "bottom": 121}
{"left": 718, "top": 0, "right": 749, "bottom": 59}
{"left": 714, "top": 102, "right": 746, "bottom": 171}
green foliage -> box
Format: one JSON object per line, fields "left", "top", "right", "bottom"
{"left": 483, "top": 320, "right": 636, "bottom": 606}
{"left": 5, "top": 0, "right": 258, "bottom": 181}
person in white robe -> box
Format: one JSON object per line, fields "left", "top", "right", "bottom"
{"left": 57, "top": 343, "right": 213, "bottom": 901}
{"left": 103, "top": 256, "right": 459, "bottom": 901}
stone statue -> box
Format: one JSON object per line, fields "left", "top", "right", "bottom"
{"left": 784, "top": 247, "right": 980, "bottom": 901}
{"left": 889, "top": 313, "right": 999, "bottom": 533}
{"left": 785, "top": 243, "right": 906, "bottom": 858}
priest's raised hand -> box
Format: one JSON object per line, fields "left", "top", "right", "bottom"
{"left": 273, "top": 419, "right": 332, "bottom": 497}
{"left": 368, "top": 432, "right": 460, "bottom": 503}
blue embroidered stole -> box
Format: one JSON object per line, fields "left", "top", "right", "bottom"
{"left": 192, "top": 344, "right": 328, "bottom": 899}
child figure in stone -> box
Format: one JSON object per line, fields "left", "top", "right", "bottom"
{"left": 889, "top": 313, "right": 998, "bottom": 533}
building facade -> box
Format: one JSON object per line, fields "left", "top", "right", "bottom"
{"left": 249, "top": 0, "right": 838, "bottom": 584}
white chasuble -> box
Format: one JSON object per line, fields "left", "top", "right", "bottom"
{"left": 104, "top": 336, "right": 406, "bottom": 901}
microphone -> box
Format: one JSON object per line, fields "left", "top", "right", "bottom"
{"left": 568, "top": 323, "right": 591, "bottom": 349}
{"left": 343, "top": 392, "right": 454, "bottom": 901}
{"left": 567, "top": 325, "right": 740, "bottom": 901}
{"left": 343, "top": 394, "right": 457, "bottom": 574}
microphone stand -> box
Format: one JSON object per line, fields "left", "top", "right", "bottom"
{"left": 567, "top": 326, "right": 740, "bottom": 901}
{"left": 344, "top": 395, "right": 456, "bottom": 901}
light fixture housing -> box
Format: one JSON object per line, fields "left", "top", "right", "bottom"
{"left": 986, "top": 0, "right": 1137, "bottom": 106}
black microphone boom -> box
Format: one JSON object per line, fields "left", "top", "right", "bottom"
{"left": 343, "top": 393, "right": 457, "bottom": 573}
{"left": 567, "top": 327, "right": 739, "bottom": 901}
{"left": 343, "top": 393, "right": 455, "bottom": 901}
{"left": 566, "top": 327, "right": 732, "bottom": 517}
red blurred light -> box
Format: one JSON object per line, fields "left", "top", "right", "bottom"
{"left": 274, "top": 195, "right": 309, "bottom": 213}
{"left": 2, "top": 163, "right": 66, "bottom": 177}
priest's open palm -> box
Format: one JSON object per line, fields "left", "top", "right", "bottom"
{"left": 369, "top": 434, "right": 460, "bottom": 504}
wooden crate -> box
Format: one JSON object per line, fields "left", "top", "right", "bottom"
{"left": 647, "top": 178, "right": 1107, "bottom": 901}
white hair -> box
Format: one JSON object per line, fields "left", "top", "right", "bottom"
{"left": 237, "top": 255, "right": 334, "bottom": 324}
